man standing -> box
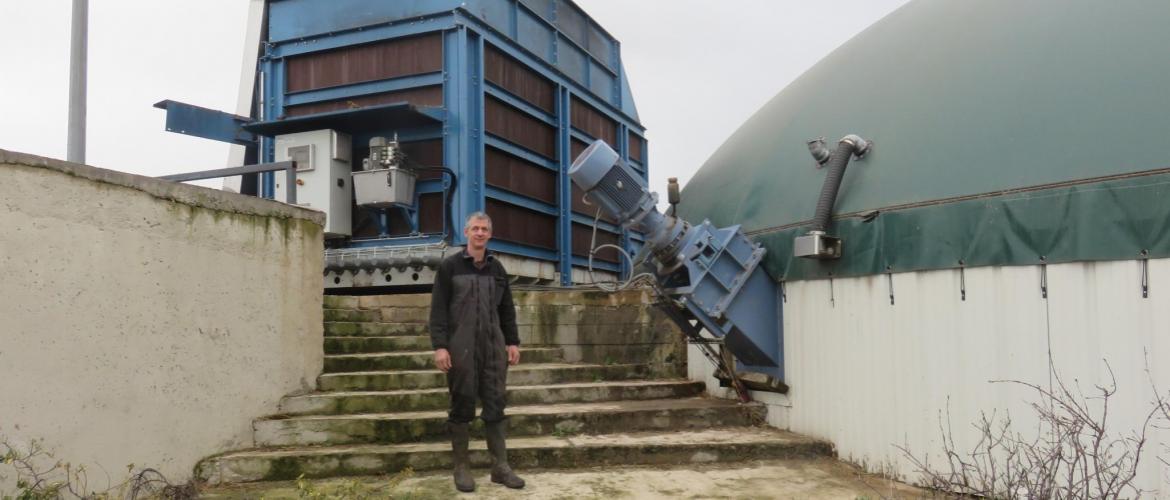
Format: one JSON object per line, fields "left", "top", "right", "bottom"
{"left": 430, "top": 212, "right": 525, "bottom": 492}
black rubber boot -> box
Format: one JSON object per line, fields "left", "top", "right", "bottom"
{"left": 485, "top": 420, "right": 525, "bottom": 489}
{"left": 449, "top": 422, "right": 475, "bottom": 492}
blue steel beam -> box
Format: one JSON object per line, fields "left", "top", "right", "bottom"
{"left": 484, "top": 83, "right": 557, "bottom": 126}
{"left": 490, "top": 240, "right": 558, "bottom": 261}
{"left": 569, "top": 128, "right": 597, "bottom": 144}
{"left": 285, "top": 72, "right": 445, "bottom": 107}
{"left": 153, "top": 100, "right": 256, "bottom": 146}
{"left": 557, "top": 85, "right": 573, "bottom": 285}
{"left": 443, "top": 26, "right": 486, "bottom": 246}
{"left": 483, "top": 136, "right": 557, "bottom": 171}
{"left": 484, "top": 186, "right": 558, "bottom": 216}
{"left": 617, "top": 121, "right": 631, "bottom": 278}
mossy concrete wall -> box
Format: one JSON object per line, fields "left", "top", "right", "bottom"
{"left": 0, "top": 150, "right": 325, "bottom": 483}
{"left": 330, "top": 288, "right": 686, "bottom": 377}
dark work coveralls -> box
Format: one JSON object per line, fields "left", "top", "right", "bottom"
{"left": 429, "top": 249, "right": 520, "bottom": 424}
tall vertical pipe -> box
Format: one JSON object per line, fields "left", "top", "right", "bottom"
{"left": 67, "top": 0, "right": 88, "bottom": 163}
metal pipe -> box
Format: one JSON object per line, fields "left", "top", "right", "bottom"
{"left": 67, "top": 0, "right": 88, "bottom": 163}
{"left": 811, "top": 135, "right": 870, "bottom": 232}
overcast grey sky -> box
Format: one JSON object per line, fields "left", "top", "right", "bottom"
{"left": 0, "top": 0, "right": 909, "bottom": 196}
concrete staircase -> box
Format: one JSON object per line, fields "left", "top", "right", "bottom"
{"left": 195, "top": 291, "right": 830, "bottom": 486}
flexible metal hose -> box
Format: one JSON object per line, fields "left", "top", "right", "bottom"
{"left": 811, "top": 135, "right": 867, "bottom": 232}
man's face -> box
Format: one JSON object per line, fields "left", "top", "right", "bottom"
{"left": 464, "top": 217, "right": 492, "bottom": 251}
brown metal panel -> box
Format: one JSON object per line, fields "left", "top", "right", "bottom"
{"left": 572, "top": 223, "right": 619, "bottom": 263}
{"left": 628, "top": 132, "right": 643, "bottom": 164}
{"left": 484, "top": 96, "right": 557, "bottom": 159}
{"left": 570, "top": 97, "right": 617, "bottom": 146}
{"left": 419, "top": 192, "right": 444, "bottom": 234}
{"left": 485, "top": 147, "right": 557, "bottom": 204}
{"left": 569, "top": 138, "right": 591, "bottom": 214}
{"left": 485, "top": 199, "right": 557, "bottom": 250}
{"left": 402, "top": 139, "right": 445, "bottom": 180}
{"left": 399, "top": 139, "right": 444, "bottom": 167}
{"left": 285, "top": 86, "right": 443, "bottom": 117}
{"left": 484, "top": 45, "right": 555, "bottom": 113}
{"left": 286, "top": 33, "right": 442, "bottom": 92}
{"left": 570, "top": 183, "right": 590, "bottom": 215}
{"left": 570, "top": 138, "right": 587, "bottom": 159}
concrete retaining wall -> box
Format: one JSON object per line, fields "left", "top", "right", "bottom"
{"left": 0, "top": 150, "right": 325, "bottom": 485}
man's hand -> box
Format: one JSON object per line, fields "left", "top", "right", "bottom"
{"left": 507, "top": 345, "right": 521, "bottom": 366}
{"left": 434, "top": 348, "right": 452, "bottom": 372}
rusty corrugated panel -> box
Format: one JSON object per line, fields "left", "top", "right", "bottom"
{"left": 484, "top": 45, "right": 555, "bottom": 113}
{"left": 286, "top": 33, "right": 442, "bottom": 92}
{"left": 485, "top": 199, "right": 557, "bottom": 250}
{"left": 485, "top": 146, "right": 556, "bottom": 204}
{"left": 628, "top": 131, "right": 643, "bottom": 164}
{"left": 570, "top": 97, "right": 616, "bottom": 146}
{"left": 484, "top": 96, "right": 556, "bottom": 159}
{"left": 284, "top": 86, "right": 443, "bottom": 117}
{"left": 571, "top": 223, "right": 618, "bottom": 263}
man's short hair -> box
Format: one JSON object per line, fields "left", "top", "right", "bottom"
{"left": 464, "top": 211, "right": 492, "bottom": 230}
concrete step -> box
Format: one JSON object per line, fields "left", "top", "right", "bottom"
{"left": 197, "top": 427, "right": 832, "bottom": 485}
{"left": 323, "top": 336, "right": 431, "bottom": 354}
{"left": 322, "top": 308, "right": 381, "bottom": 322}
{"left": 278, "top": 379, "right": 705, "bottom": 416}
{"left": 323, "top": 321, "right": 427, "bottom": 337}
{"left": 324, "top": 307, "right": 430, "bottom": 323}
{"left": 255, "top": 397, "right": 765, "bottom": 447}
{"left": 322, "top": 347, "right": 563, "bottom": 373}
{"left": 317, "top": 362, "right": 650, "bottom": 391}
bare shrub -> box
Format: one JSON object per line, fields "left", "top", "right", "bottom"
{"left": 898, "top": 362, "right": 1164, "bottom": 499}
{"left": 1, "top": 436, "right": 196, "bottom": 500}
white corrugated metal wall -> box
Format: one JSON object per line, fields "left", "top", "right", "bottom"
{"left": 689, "top": 258, "right": 1170, "bottom": 494}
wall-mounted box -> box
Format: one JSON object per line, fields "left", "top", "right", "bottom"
{"left": 274, "top": 129, "right": 352, "bottom": 237}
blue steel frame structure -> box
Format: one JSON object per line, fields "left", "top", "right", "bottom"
{"left": 261, "top": 0, "right": 646, "bottom": 284}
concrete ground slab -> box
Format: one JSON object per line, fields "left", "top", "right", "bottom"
{"left": 199, "top": 458, "right": 930, "bottom": 499}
